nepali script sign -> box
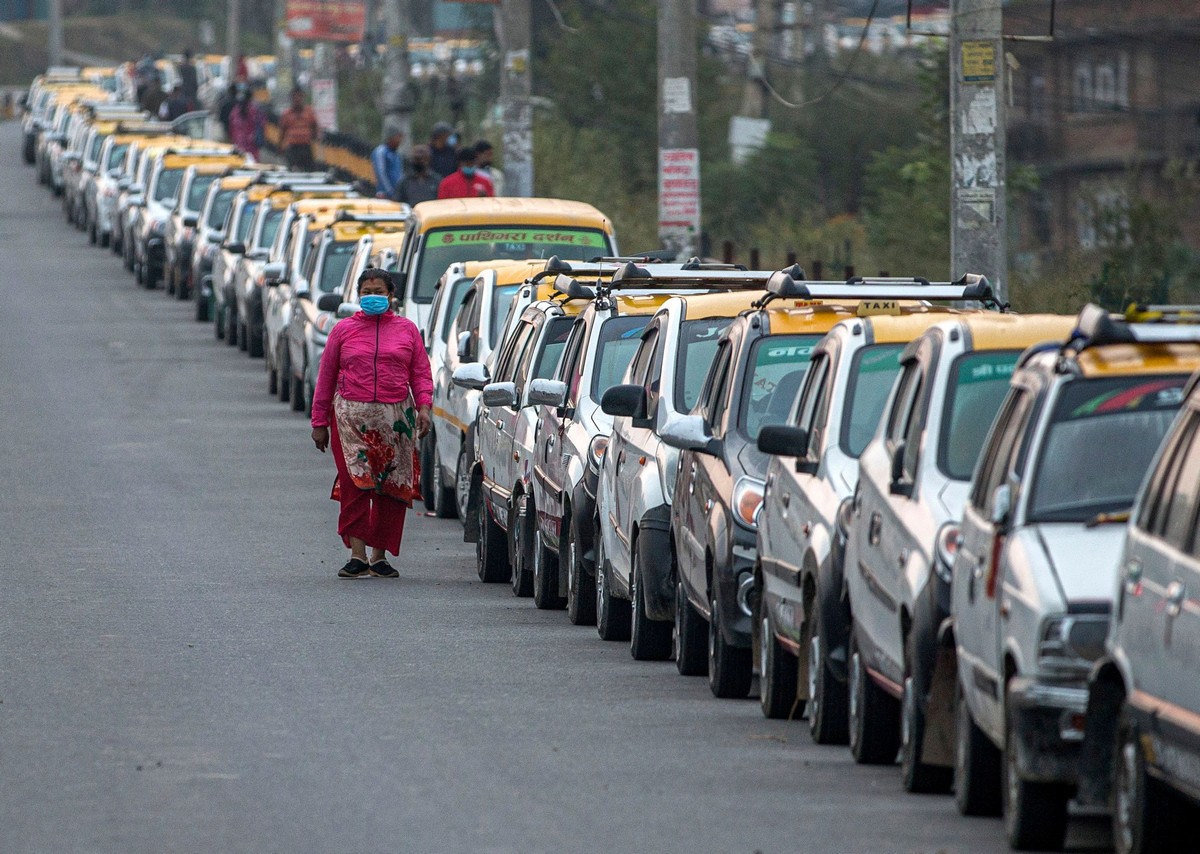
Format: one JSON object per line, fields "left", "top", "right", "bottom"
{"left": 658, "top": 148, "right": 701, "bottom": 256}
{"left": 285, "top": 0, "right": 366, "bottom": 43}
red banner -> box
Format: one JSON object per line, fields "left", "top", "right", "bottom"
{"left": 285, "top": 0, "right": 367, "bottom": 43}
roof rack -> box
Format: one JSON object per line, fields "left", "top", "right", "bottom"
{"left": 753, "top": 267, "right": 997, "bottom": 307}
{"left": 269, "top": 182, "right": 357, "bottom": 195}
{"left": 333, "top": 207, "right": 412, "bottom": 223}
{"left": 1066, "top": 303, "right": 1200, "bottom": 350}
{"left": 528, "top": 255, "right": 624, "bottom": 285}
{"left": 607, "top": 261, "right": 772, "bottom": 288}
{"left": 162, "top": 147, "right": 239, "bottom": 158}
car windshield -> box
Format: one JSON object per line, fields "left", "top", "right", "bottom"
{"left": 105, "top": 143, "right": 129, "bottom": 171}
{"left": 938, "top": 350, "right": 1019, "bottom": 480}
{"left": 206, "top": 188, "right": 236, "bottom": 230}
{"left": 87, "top": 134, "right": 104, "bottom": 163}
{"left": 1028, "top": 376, "right": 1187, "bottom": 523}
{"left": 591, "top": 315, "right": 653, "bottom": 400}
{"left": 257, "top": 208, "right": 284, "bottom": 249}
{"left": 413, "top": 226, "right": 611, "bottom": 303}
{"left": 439, "top": 277, "right": 475, "bottom": 344}
{"left": 185, "top": 174, "right": 217, "bottom": 213}
{"left": 234, "top": 205, "right": 254, "bottom": 243}
{"left": 675, "top": 318, "right": 735, "bottom": 412}
{"left": 533, "top": 317, "right": 575, "bottom": 379}
{"left": 317, "top": 241, "right": 357, "bottom": 294}
{"left": 152, "top": 167, "right": 184, "bottom": 202}
{"left": 488, "top": 285, "right": 521, "bottom": 349}
{"left": 739, "top": 335, "right": 822, "bottom": 440}
{"left": 839, "top": 344, "right": 906, "bottom": 457}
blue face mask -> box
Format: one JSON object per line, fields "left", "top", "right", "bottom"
{"left": 461, "top": 166, "right": 476, "bottom": 178}
{"left": 448, "top": 134, "right": 459, "bottom": 147}
{"left": 360, "top": 295, "right": 390, "bottom": 315}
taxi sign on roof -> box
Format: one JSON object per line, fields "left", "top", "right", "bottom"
{"left": 857, "top": 300, "right": 902, "bottom": 317}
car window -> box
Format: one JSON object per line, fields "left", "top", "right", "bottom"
{"left": 590, "top": 316, "right": 653, "bottom": 401}
{"left": 900, "top": 371, "right": 927, "bottom": 481}
{"left": 739, "top": 334, "right": 821, "bottom": 441}
{"left": 795, "top": 354, "right": 830, "bottom": 454}
{"left": 556, "top": 319, "right": 587, "bottom": 408}
{"left": 938, "top": 351, "right": 1019, "bottom": 481}
{"left": 532, "top": 317, "right": 575, "bottom": 381}
{"left": 206, "top": 188, "right": 236, "bottom": 230}
{"left": 185, "top": 174, "right": 217, "bottom": 213}
{"left": 970, "top": 389, "right": 1028, "bottom": 513}
{"left": 1138, "top": 410, "right": 1198, "bottom": 536}
{"left": 258, "top": 208, "right": 285, "bottom": 249}
{"left": 152, "top": 167, "right": 184, "bottom": 202}
{"left": 887, "top": 361, "right": 922, "bottom": 442}
{"left": 496, "top": 321, "right": 535, "bottom": 382}
{"left": 644, "top": 329, "right": 665, "bottom": 422}
{"left": 105, "top": 142, "right": 129, "bottom": 171}
{"left": 1163, "top": 427, "right": 1200, "bottom": 553}
{"left": 839, "top": 344, "right": 905, "bottom": 457}
{"left": 489, "top": 285, "right": 522, "bottom": 349}
{"left": 1028, "top": 376, "right": 1187, "bottom": 524}
{"left": 675, "top": 318, "right": 735, "bottom": 413}
{"left": 439, "top": 277, "right": 475, "bottom": 345}
{"left": 513, "top": 318, "right": 546, "bottom": 396}
{"left": 703, "top": 343, "right": 734, "bottom": 433}
{"left": 317, "top": 241, "right": 356, "bottom": 294}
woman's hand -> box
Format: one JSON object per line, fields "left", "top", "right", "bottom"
{"left": 416, "top": 406, "right": 432, "bottom": 439}
{"left": 311, "top": 426, "right": 329, "bottom": 453}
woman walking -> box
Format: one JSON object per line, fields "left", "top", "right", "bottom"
{"left": 310, "top": 269, "right": 433, "bottom": 578}
{"left": 227, "top": 86, "right": 264, "bottom": 160}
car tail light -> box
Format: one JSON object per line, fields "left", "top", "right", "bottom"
{"left": 733, "top": 476, "right": 766, "bottom": 528}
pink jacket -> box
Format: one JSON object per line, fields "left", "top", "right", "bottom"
{"left": 311, "top": 311, "right": 433, "bottom": 428}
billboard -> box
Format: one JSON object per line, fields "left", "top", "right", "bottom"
{"left": 285, "top": 0, "right": 366, "bottom": 43}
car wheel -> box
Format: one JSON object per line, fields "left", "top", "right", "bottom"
{"left": 237, "top": 321, "right": 248, "bottom": 352}
{"left": 165, "top": 265, "right": 175, "bottom": 295}
{"left": 674, "top": 575, "right": 706, "bottom": 676}
{"left": 419, "top": 435, "right": 437, "bottom": 509}
{"left": 510, "top": 500, "right": 534, "bottom": 598}
{"left": 100, "top": 231, "right": 110, "bottom": 249}
{"left": 247, "top": 323, "right": 263, "bottom": 358}
{"left": 196, "top": 284, "right": 209, "bottom": 322}
{"left": 954, "top": 679, "right": 1003, "bottom": 816}
{"left": 759, "top": 607, "right": 799, "bottom": 719}
{"left": 277, "top": 348, "right": 291, "bottom": 402}
{"left": 1004, "top": 690, "right": 1070, "bottom": 851}
{"left": 595, "top": 537, "right": 630, "bottom": 642}
{"left": 145, "top": 264, "right": 159, "bottom": 289}
{"left": 806, "top": 596, "right": 849, "bottom": 744}
{"left": 901, "top": 632, "right": 953, "bottom": 793}
{"left": 455, "top": 442, "right": 472, "bottom": 522}
{"left": 476, "top": 496, "right": 510, "bottom": 584}
{"left": 532, "top": 524, "right": 565, "bottom": 610}
{"left": 848, "top": 631, "right": 900, "bottom": 764}
{"left": 290, "top": 373, "right": 306, "bottom": 412}
{"left": 708, "top": 593, "right": 752, "bottom": 698}
{"left": 565, "top": 515, "right": 596, "bottom": 626}
{"left": 629, "top": 539, "right": 671, "bottom": 661}
{"left": 134, "top": 257, "right": 144, "bottom": 283}
{"left": 225, "top": 307, "right": 238, "bottom": 347}
{"left": 88, "top": 220, "right": 97, "bottom": 245}
{"left": 267, "top": 360, "right": 278, "bottom": 395}
{"left": 1113, "top": 703, "right": 1185, "bottom": 854}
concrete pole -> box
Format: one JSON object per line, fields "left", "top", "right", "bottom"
{"left": 48, "top": 0, "right": 64, "bottom": 67}
{"left": 381, "top": 0, "right": 414, "bottom": 144}
{"left": 950, "top": 0, "right": 1007, "bottom": 301}
{"left": 657, "top": 0, "right": 701, "bottom": 258}
{"left": 742, "top": 0, "right": 772, "bottom": 119}
{"left": 496, "top": 0, "right": 533, "bottom": 197}
{"left": 226, "top": 0, "right": 242, "bottom": 73}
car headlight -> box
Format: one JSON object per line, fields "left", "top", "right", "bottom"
{"left": 587, "top": 434, "right": 608, "bottom": 471}
{"left": 150, "top": 219, "right": 166, "bottom": 235}
{"left": 733, "top": 476, "right": 766, "bottom": 529}
{"left": 934, "top": 522, "right": 960, "bottom": 584}
{"left": 1037, "top": 614, "right": 1109, "bottom": 676}
{"left": 314, "top": 312, "right": 338, "bottom": 335}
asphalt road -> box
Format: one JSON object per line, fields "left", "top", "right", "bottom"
{"left": 0, "top": 122, "right": 1108, "bottom": 853}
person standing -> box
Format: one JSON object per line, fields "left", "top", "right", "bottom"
{"left": 159, "top": 86, "right": 193, "bottom": 121}
{"left": 474, "top": 140, "right": 505, "bottom": 197}
{"left": 395, "top": 144, "right": 441, "bottom": 206}
{"left": 437, "top": 148, "right": 494, "bottom": 200}
{"left": 311, "top": 269, "right": 433, "bottom": 578}
{"left": 227, "top": 87, "right": 264, "bottom": 160}
{"left": 428, "top": 121, "right": 458, "bottom": 181}
{"left": 177, "top": 49, "right": 199, "bottom": 104}
{"left": 371, "top": 130, "right": 405, "bottom": 199}
{"left": 279, "top": 87, "right": 320, "bottom": 171}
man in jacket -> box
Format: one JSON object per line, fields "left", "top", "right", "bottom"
{"left": 437, "top": 148, "right": 494, "bottom": 200}
{"left": 428, "top": 122, "right": 457, "bottom": 181}
{"left": 371, "top": 130, "right": 405, "bottom": 199}
{"left": 395, "top": 145, "right": 440, "bottom": 206}
{"left": 279, "top": 87, "right": 320, "bottom": 171}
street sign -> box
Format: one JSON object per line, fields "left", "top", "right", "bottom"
{"left": 311, "top": 78, "right": 338, "bottom": 132}
{"left": 658, "top": 147, "right": 701, "bottom": 258}
{"left": 285, "top": 0, "right": 366, "bottom": 43}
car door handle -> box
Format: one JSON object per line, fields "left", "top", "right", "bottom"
{"left": 1124, "top": 559, "right": 1143, "bottom": 594}
{"left": 898, "top": 550, "right": 908, "bottom": 568}
{"left": 547, "top": 434, "right": 555, "bottom": 449}
{"left": 781, "top": 492, "right": 790, "bottom": 508}
{"left": 1166, "top": 580, "right": 1186, "bottom": 618}
{"left": 868, "top": 512, "right": 882, "bottom": 546}
{"left": 494, "top": 419, "right": 504, "bottom": 429}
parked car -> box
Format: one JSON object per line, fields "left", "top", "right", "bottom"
{"left": 841, "top": 312, "right": 1076, "bottom": 797}
{"left": 1083, "top": 323, "right": 1200, "bottom": 854}
{"left": 948, "top": 304, "right": 1200, "bottom": 849}
{"left": 163, "top": 162, "right": 247, "bottom": 299}
{"left": 189, "top": 170, "right": 272, "bottom": 321}
{"left": 88, "top": 124, "right": 173, "bottom": 248}
{"left": 754, "top": 286, "right": 991, "bottom": 736}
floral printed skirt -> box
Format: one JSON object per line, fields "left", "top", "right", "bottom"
{"left": 330, "top": 394, "right": 421, "bottom": 505}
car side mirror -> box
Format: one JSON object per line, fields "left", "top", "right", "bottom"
{"left": 108, "top": 168, "right": 121, "bottom": 179}
{"left": 889, "top": 440, "right": 912, "bottom": 497}
{"left": 262, "top": 261, "right": 285, "bottom": 284}
{"left": 316, "top": 293, "right": 342, "bottom": 312}
{"left": 991, "top": 483, "right": 1012, "bottom": 528}
{"left": 247, "top": 249, "right": 269, "bottom": 261}
{"left": 226, "top": 241, "right": 246, "bottom": 255}
{"left": 481, "top": 381, "right": 518, "bottom": 409}
{"left": 599, "top": 384, "right": 646, "bottom": 419}
{"left": 457, "top": 330, "right": 474, "bottom": 361}
{"left": 392, "top": 270, "right": 407, "bottom": 298}
{"left": 129, "top": 196, "right": 145, "bottom": 208}
{"left": 453, "top": 362, "right": 490, "bottom": 391}
{"left": 128, "top": 183, "right": 144, "bottom": 195}
{"left": 527, "top": 378, "right": 567, "bottom": 408}
{"left": 207, "top": 232, "right": 223, "bottom": 243}
{"left": 117, "top": 177, "right": 130, "bottom": 190}
{"left": 660, "top": 414, "right": 722, "bottom": 456}
{"left": 183, "top": 213, "right": 199, "bottom": 228}
{"left": 336, "top": 302, "right": 358, "bottom": 319}
{"left": 757, "top": 425, "right": 818, "bottom": 475}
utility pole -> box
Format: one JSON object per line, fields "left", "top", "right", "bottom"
{"left": 48, "top": 0, "right": 64, "bottom": 67}
{"left": 950, "top": 0, "right": 1007, "bottom": 301}
{"left": 496, "top": 0, "right": 532, "bottom": 197}
{"left": 381, "top": 0, "right": 414, "bottom": 144}
{"left": 658, "top": 0, "right": 701, "bottom": 258}
{"left": 226, "top": 0, "right": 242, "bottom": 71}
{"left": 743, "top": 0, "right": 773, "bottom": 119}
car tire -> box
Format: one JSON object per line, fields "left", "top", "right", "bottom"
{"left": 595, "top": 537, "right": 630, "bottom": 642}
{"left": 532, "top": 524, "right": 565, "bottom": 610}
{"left": 196, "top": 285, "right": 209, "bottom": 323}
{"left": 674, "top": 575, "right": 707, "bottom": 676}
{"left": 165, "top": 265, "right": 175, "bottom": 295}
{"left": 476, "top": 497, "right": 510, "bottom": 584}
{"left": 954, "top": 680, "right": 1003, "bottom": 817}
{"left": 145, "top": 264, "right": 159, "bottom": 289}
{"left": 708, "top": 593, "right": 752, "bottom": 698}
{"left": 277, "top": 348, "right": 291, "bottom": 402}
{"left": 419, "top": 436, "right": 437, "bottom": 509}
{"left": 100, "top": 231, "right": 110, "bottom": 249}
{"left": 247, "top": 324, "right": 263, "bottom": 358}
{"left": 565, "top": 515, "right": 596, "bottom": 626}
{"left": 267, "top": 360, "right": 278, "bottom": 395}
{"left": 237, "top": 321, "right": 248, "bottom": 352}
{"left": 848, "top": 632, "right": 900, "bottom": 764}
{"left": 88, "top": 220, "right": 97, "bottom": 245}
{"left": 214, "top": 304, "right": 225, "bottom": 339}
{"left": 759, "top": 608, "right": 799, "bottom": 719}
{"left": 629, "top": 539, "right": 671, "bottom": 661}
{"left": 1113, "top": 703, "right": 1186, "bottom": 854}
{"left": 901, "top": 632, "right": 953, "bottom": 793}
{"left": 431, "top": 447, "right": 457, "bottom": 519}
{"left": 455, "top": 442, "right": 472, "bottom": 522}
{"left": 1004, "top": 690, "right": 1070, "bottom": 851}
{"left": 176, "top": 272, "right": 190, "bottom": 301}
{"left": 806, "top": 596, "right": 849, "bottom": 745}
{"left": 510, "top": 501, "right": 534, "bottom": 598}
{"left": 134, "top": 257, "right": 144, "bottom": 283}
{"left": 225, "top": 307, "right": 238, "bottom": 347}
{"left": 290, "top": 373, "right": 306, "bottom": 413}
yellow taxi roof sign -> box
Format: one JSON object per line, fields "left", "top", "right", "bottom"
{"left": 857, "top": 300, "right": 903, "bottom": 317}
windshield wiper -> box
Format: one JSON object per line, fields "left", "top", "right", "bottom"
{"left": 1085, "top": 510, "right": 1130, "bottom": 529}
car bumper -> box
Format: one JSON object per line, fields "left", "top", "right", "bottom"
{"left": 716, "top": 533, "right": 757, "bottom": 648}
{"left": 1007, "top": 676, "right": 1089, "bottom": 787}
{"left": 571, "top": 475, "right": 598, "bottom": 575}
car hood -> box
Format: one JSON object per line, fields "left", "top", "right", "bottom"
{"left": 1032, "top": 523, "right": 1125, "bottom": 604}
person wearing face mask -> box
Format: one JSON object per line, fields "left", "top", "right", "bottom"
{"left": 428, "top": 121, "right": 458, "bottom": 180}
{"left": 436, "top": 148, "right": 495, "bottom": 200}
{"left": 310, "top": 268, "right": 433, "bottom": 579}
{"left": 473, "top": 140, "right": 505, "bottom": 197}
{"left": 394, "top": 144, "right": 441, "bottom": 206}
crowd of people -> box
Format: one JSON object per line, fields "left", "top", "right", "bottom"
{"left": 371, "top": 120, "right": 502, "bottom": 204}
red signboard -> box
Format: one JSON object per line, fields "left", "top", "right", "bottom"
{"left": 285, "top": 0, "right": 367, "bottom": 43}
